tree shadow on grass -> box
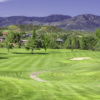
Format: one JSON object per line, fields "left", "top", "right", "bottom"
{"left": 0, "top": 53, "right": 7, "bottom": 55}
{"left": 0, "top": 57, "right": 8, "bottom": 59}
{"left": 12, "top": 52, "right": 49, "bottom": 55}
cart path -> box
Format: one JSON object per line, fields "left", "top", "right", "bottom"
{"left": 30, "top": 71, "right": 48, "bottom": 82}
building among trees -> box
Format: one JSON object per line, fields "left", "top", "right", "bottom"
{"left": 56, "top": 38, "right": 64, "bottom": 44}
{"left": 0, "top": 32, "right": 8, "bottom": 42}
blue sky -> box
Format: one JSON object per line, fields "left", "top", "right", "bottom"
{"left": 0, "top": 0, "right": 100, "bottom": 17}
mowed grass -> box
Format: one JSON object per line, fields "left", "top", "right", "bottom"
{"left": 0, "top": 48, "right": 100, "bottom": 100}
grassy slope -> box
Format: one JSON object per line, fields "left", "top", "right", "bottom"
{"left": 0, "top": 48, "right": 100, "bottom": 100}
{"left": 1, "top": 25, "right": 93, "bottom": 37}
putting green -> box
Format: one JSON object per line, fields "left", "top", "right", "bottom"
{"left": 0, "top": 48, "right": 100, "bottom": 100}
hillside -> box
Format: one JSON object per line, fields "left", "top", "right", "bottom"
{"left": 0, "top": 25, "right": 93, "bottom": 38}
{"left": 4, "top": 25, "right": 66, "bottom": 34}
{"left": 0, "top": 14, "right": 100, "bottom": 31}
{"left": 55, "top": 14, "right": 100, "bottom": 31}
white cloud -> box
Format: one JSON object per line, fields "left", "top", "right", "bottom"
{"left": 0, "top": 0, "right": 10, "bottom": 2}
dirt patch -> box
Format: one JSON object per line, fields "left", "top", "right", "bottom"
{"left": 30, "top": 71, "right": 48, "bottom": 82}
{"left": 70, "top": 57, "right": 92, "bottom": 60}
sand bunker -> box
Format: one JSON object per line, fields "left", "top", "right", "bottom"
{"left": 30, "top": 71, "right": 48, "bottom": 82}
{"left": 70, "top": 57, "right": 92, "bottom": 60}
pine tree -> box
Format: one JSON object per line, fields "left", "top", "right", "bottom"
{"left": 25, "top": 29, "right": 37, "bottom": 54}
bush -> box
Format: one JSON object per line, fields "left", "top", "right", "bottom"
{"left": 0, "top": 43, "right": 5, "bottom": 48}
{"left": 14, "top": 44, "right": 20, "bottom": 48}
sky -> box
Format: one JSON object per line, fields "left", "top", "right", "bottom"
{"left": 0, "top": 0, "right": 100, "bottom": 17}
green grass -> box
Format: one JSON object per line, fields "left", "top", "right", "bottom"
{"left": 0, "top": 48, "right": 100, "bottom": 100}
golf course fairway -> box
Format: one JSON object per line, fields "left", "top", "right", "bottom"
{"left": 0, "top": 48, "right": 100, "bottom": 100}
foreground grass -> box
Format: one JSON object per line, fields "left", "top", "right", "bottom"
{"left": 0, "top": 48, "right": 100, "bottom": 100}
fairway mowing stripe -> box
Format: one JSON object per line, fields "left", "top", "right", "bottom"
{"left": 58, "top": 52, "right": 64, "bottom": 61}
{"left": 52, "top": 84, "right": 71, "bottom": 97}
{"left": 39, "top": 54, "right": 52, "bottom": 69}
{"left": 67, "top": 86, "right": 88, "bottom": 100}
{"left": 83, "top": 52, "right": 92, "bottom": 57}
{"left": 59, "top": 52, "right": 64, "bottom": 59}
{"left": 55, "top": 52, "right": 62, "bottom": 61}
{"left": 0, "top": 58, "right": 9, "bottom": 64}
{"left": 18, "top": 56, "right": 39, "bottom": 70}
{"left": 40, "top": 85, "right": 58, "bottom": 100}
{"left": 74, "top": 52, "right": 83, "bottom": 57}
{"left": 73, "top": 85, "right": 100, "bottom": 99}
{"left": 91, "top": 53, "right": 98, "bottom": 58}
{"left": 66, "top": 52, "right": 73, "bottom": 58}
{"left": 25, "top": 55, "right": 39, "bottom": 72}
{"left": 41, "top": 53, "right": 60, "bottom": 70}
{"left": 71, "top": 86, "right": 100, "bottom": 99}
{"left": 34, "top": 55, "right": 48, "bottom": 68}
{"left": 47, "top": 83, "right": 81, "bottom": 99}
{"left": 0, "top": 57, "right": 19, "bottom": 69}
{"left": 0, "top": 77, "right": 34, "bottom": 100}
{"left": 62, "top": 52, "right": 67, "bottom": 59}
{"left": 14, "top": 57, "right": 30, "bottom": 71}
{"left": 29, "top": 55, "right": 46, "bottom": 70}
{"left": 5, "top": 57, "right": 30, "bottom": 71}
{"left": 83, "top": 52, "right": 93, "bottom": 57}
{"left": 75, "top": 52, "right": 85, "bottom": 57}
{"left": 0, "top": 78, "right": 20, "bottom": 99}
{"left": 82, "top": 86, "right": 100, "bottom": 95}
{"left": 91, "top": 52, "right": 100, "bottom": 58}
{"left": 3, "top": 57, "right": 23, "bottom": 70}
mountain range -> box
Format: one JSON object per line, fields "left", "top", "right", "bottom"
{"left": 0, "top": 14, "right": 100, "bottom": 31}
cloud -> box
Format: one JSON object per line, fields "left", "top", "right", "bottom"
{"left": 0, "top": 0, "right": 10, "bottom": 2}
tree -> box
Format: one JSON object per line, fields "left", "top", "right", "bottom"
{"left": 87, "top": 36, "right": 96, "bottom": 50}
{"left": 65, "top": 37, "right": 75, "bottom": 51}
{"left": 26, "top": 38, "right": 36, "bottom": 54}
{"left": 73, "top": 37, "right": 80, "bottom": 49}
{"left": 0, "top": 31, "right": 2, "bottom": 36}
{"left": 64, "top": 37, "right": 71, "bottom": 49}
{"left": 71, "top": 37, "right": 74, "bottom": 51}
{"left": 79, "top": 37, "right": 85, "bottom": 50}
{"left": 25, "top": 29, "right": 37, "bottom": 54}
{"left": 42, "top": 35, "right": 49, "bottom": 52}
{"left": 4, "top": 32, "right": 13, "bottom": 53}
{"left": 48, "top": 34, "right": 58, "bottom": 49}
{"left": 94, "top": 27, "right": 100, "bottom": 50}
{"left": 32, "top": 29, "right": 36, "bottom": 39}
{"left": 14, "top": 32, "right": 21, "bottom": 48}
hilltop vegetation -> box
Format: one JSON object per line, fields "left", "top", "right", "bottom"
{"left": 0, "top": 25, "right": 93, "bottom": 37}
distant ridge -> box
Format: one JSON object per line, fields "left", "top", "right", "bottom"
{"left": 0, "top": 14, "right": 100, "bottom": 31}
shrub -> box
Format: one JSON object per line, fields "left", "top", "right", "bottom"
{"left": 0, "top": 43, "right": 5, "bottom": 48}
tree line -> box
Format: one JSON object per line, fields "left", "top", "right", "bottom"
{"left": 4, "top": 29, "right": 50, "bottom": 53}
{"left": 2, "top": 27, "right": 100, "bottom": 53}
{"left": 64, "top": 27, "right": 100, "bottom": 51}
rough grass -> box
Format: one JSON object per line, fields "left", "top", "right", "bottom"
{"left": 0, "top": 48, "right": 100, "bottom": 100}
